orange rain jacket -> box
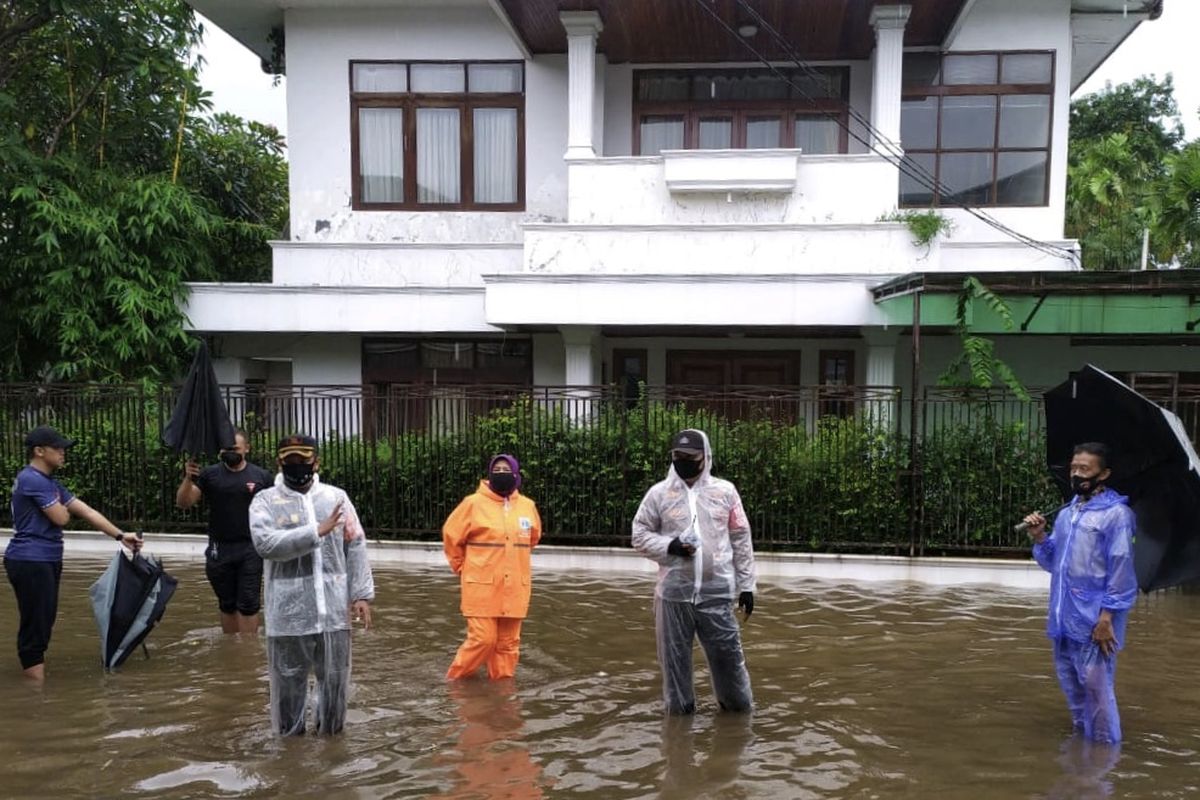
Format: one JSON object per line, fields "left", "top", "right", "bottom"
{"left": 443, "top": 481, "right": 542, "bottom": 619}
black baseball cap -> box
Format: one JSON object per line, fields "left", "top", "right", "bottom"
{"left": 669, "top": 429, "right": 704, "bottom": 455}
{"left": 277, "top": 433, "right": 318, "bottom": 458}
{"left": 25, "top": 425, "right": 75, "bottom": 450}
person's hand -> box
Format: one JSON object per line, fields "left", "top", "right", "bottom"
{"left": 1092, "top": 611, "right": 1117, "bottom": 656}
{"left": 318, "top": 501, "right": 344, "bottom": 537}
{"left": 738, "top": 591, "right": 754, "bottom": 618}
{"left": 1022, "top": 511, "right": 1047, "bottom": 542}
{"left": 183, "top": 460, "right": 200, "bottom": 481}
{"left": 118, "top": 532, "right": 143, "bottom": 553}
{"left": 667, "top": 537, "right": 695, "bottom": 557}
{"left": 351, "top": 599, "right": 372, "bottom": 630}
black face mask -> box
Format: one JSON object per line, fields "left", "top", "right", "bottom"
{"left": 1071, "top": 474, "right": 1102, "bottom": 496}
{"left": 673, "top": 457, "right": 703, "bottom": 480}
{"left": 489, "top": 471, "right": 517, "bottom": 496}
{"left": 281, "top": 461, "right": 315, "bottom": 490}
{"left": 220, "top": 451, "right": 244, "bottom": 467}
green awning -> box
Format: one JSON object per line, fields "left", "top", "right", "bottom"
{"left": 873, "top": 271, "right": 1200, "bottom": 335}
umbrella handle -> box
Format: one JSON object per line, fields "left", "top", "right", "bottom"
{"left": 1008, "top": 503, "right": 1075, "bottom": 534}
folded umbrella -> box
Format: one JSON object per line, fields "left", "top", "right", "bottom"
{"left": 1043, "top": 365, "right": 1200, "bottom": 592}
{"left": 162, "top": 339, "right": 236, "bottom": 458}
{"left": 89, "top": 549, "right": 178, "bottom": 670}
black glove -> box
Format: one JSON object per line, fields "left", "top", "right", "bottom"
{"left": 666, "top": 538, "right": 693, "bottom": 557}
{"left": 737, "top": 591, "right": 754, "bottom": 617}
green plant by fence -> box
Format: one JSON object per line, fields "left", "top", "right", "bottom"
{"left": 0, "top": 383, "right": 1085, "bottom": 555}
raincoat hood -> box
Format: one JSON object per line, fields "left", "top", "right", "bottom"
{"left": 668, "top": 429, "right": 713, "bottom": 486}
{"left": 1074, "top": 486, "right": 1127, "bottom": 511}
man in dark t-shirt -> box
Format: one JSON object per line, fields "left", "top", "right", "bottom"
{"left": 175, "top": 429, "right": 273, "bottom": 634}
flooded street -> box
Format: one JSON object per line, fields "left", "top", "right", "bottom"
{"left": 1, "top": 559, "right": 1198, "bottom": 798}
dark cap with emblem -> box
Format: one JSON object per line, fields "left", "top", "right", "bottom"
{"left": 25, "top": 425, "right": 75, "bottom": 450}
{"left": 276, "top": 433, "right": 318, "bottom": 458}
{"left": 669, "top": 429, "right": 704, "bottom": 455}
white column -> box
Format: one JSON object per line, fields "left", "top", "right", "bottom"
{"left": 869, "top": 4, "right": 911, "bottom": 155}
{"left": 561, "top": 11, "right": 604, "bottom": 160}
{"left": 864, "top": 329, "right": 899, "bottom": 428}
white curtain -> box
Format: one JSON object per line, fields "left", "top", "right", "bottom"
{"left": 640, "top": 117, "right": 684, "bottom": 155}
{"left": 358, "top": 108, "right": 403, "bottom": 203}
{"left": 698, "top": 119, "right": 732, "bottom": 149}
{"left": 474, "top": 108, "right": 517, "bottom": 204}
{"left": 795, "top": 117, "right": 840, "bottom": 154}
{"left": 417, "top": 108, "right": 461, "bottom": 204}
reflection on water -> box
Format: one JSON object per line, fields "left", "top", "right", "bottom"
{"left": 1, "top": 560, "right": 1199, "bottom": 798}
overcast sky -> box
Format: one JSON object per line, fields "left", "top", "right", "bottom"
{"left": 196, "top": 2, "right": 1200, "bottom": 145}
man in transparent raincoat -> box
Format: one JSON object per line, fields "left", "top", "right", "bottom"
{"left": 632, "top": 428, "right": 756, "bottom": 715}
{"left": 1022, "top": 442, "right": 1137, "bottom": 743}
{"left": 250, "top": 434, "right": 375, "bottom": 736}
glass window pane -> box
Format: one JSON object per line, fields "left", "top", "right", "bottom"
{"left": 942, "top": 54, "right": 998, "bottom": 85}
{"left": 700, "top": 72, "right": 789, "bottom": 101}
{"left": 795, "top": 116, "right": 840, "bottom": 154}
{"left": 1001, "top": 53, "right": 1052, "bottom": 84}
{"left": 940, "top": 95, "right": 996, "bottom": 149}
{"left": 358, "top": 108, "right": 404, "bottom": 203}
{"left": 899, "top": 152, "right": 936, "bottom": 206}
{"left": 468, "top": 63, "right": 522, "bottom": 93}
{"left": 417, "top": 108, "right": 461, "bottom": 203}
{"left": 639, "top": 116, "right": 684, "bottom": 155}
{"left": 473, "top": 108, "right": 518, "bottom": 204}
{"left": 790, "top": 68, "right": 845, "bottom": 99}
{"left": 638, "top": 73, "right": 690, "bottom": 101}
{"left": 698, "top": 118, "right": 732, "bottom": 149}
{"left": 421, "top": 342, "right": 473, "bottom": 368}
{"left": 999, "top": 95, "right": 1050, "bottom": 148}
{"left": 939, "top": 151, "right": 994, "bottom": 205}
{"left": 996, "top": 151, "right": 1048, "bottom": 205}
{"left": 353, "top": 63, "right": 406, "bottom": 93}
{"left": 746, "top": 117, "right": 781, "bottom": 149}
{"left": 903, "top": 54, "right": 940, "bottom": 87}
{"left": 901, "top": 97, "right": 938, "bottom": 149}
{"left": 411, "top": 63, "right": 465, "bottom": 93}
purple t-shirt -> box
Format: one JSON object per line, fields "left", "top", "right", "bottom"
{"left": 5, "top": 465, "right": 76, "bottom": 562}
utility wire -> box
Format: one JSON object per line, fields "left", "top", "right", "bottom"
{"left": 686, "top": 0, "right": 1078, "bottom": 263}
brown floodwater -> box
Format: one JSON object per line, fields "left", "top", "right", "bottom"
{"left": 1, "top": 558, "right": 1198, "bottom": 799}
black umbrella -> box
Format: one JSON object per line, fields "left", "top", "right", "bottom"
{"left": 1043, "top": 365, "right": 1200, "bottom": 592}
{"left": 162, "top": 339, "right": 236, "bottom": 457}
{"left": 89, "top": 549, "right": 178, "bottom": 669}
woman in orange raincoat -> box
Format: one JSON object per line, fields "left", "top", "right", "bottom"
{"left": 443, "top": 454, "right": 542, "bottom": 680}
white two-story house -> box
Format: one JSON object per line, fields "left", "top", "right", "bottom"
{"left": 183, "top": 0, "right": 1195, "bottom": 407}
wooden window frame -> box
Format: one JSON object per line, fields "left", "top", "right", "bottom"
{"left": 633, "top": 67, "right": 850, "bottom": 155}
{"left": 349, "top": 60, "right": 526, "bottom": 212}
{"left": 900, "top": 50, "right": 1055, "bottom": 208}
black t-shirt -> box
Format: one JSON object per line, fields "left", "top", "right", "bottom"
{"left": 195, "top": 461, "right": 274, "bottom": 542}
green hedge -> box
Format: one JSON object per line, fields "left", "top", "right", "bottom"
{"left": 1, "top": 390, "right": 1060, "bottom": 554}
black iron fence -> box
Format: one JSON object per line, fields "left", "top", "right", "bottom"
{"left": 2, "top": 383, "right": 1197, "bottom": 555}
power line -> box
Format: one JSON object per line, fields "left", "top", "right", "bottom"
{"left": 684, "top": 0, "right": 1078, "bottom": 263}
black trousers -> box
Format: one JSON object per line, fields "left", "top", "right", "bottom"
{"left": 4, "top": 559, "right": 63, "bottom": 670}
{"left": 267, "top": 631, "right": 352, "bottom": 736}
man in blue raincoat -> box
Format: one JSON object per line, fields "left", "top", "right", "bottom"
{"left": 1023, "top": 442, "right": 1137, "bottom": 743}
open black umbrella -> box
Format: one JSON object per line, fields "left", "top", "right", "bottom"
{"left": 89, "top": 549, "right": 178, "bottom": 669}
{"left": 162, "top": 339, "right": 236, "bottom": 457}
{"left": 1043, "top": 365, "right": 1200, "bottom": 591}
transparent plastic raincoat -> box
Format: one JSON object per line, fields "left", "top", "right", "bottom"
{"left": 250, "top": 473, "right": 375, "bottom": 735}
{"left": 1033, "top": 487, "right": 1136, "bottom": 743}
{"left": 632, "top": 430, "right": 756, "bottom": 714}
